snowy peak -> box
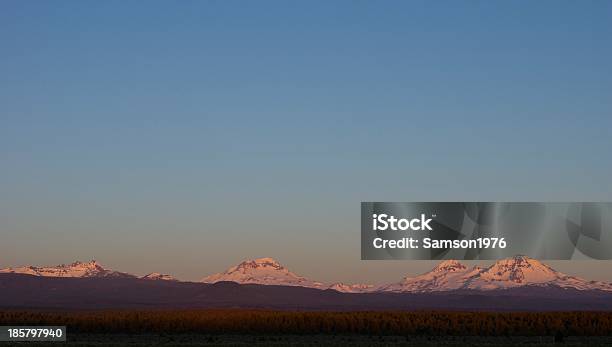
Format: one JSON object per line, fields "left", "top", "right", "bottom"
{"left": 0, "top": 260, "right": 135, "bottom": 278}
{"left": 201, "top": 257, "right": 324, "bottom": 288}
{"left": 201, "top": 257, "right": 377, "bottom": 292}
{"left": 253, "top": 257, "right": 281, "bottom": 265}
{"left": 462, "top": 255, "right": 612, "bottom": 291}
{"left": 381, "top": 260, "right": 478, "bottom": 293}
{"left": 432, "top": 260, "right": 467, "bottom": 272}
{"left": 141, "top": 273, "right": 177, "bottom": 281}
{"left": 475, "top": 255, "right": 558, "bottom": 285}
{"left": 328, "top": 283, "right": 377, "bottom": 293}
{"left": 230, "top": 257, "right": 285, "bottom": 272}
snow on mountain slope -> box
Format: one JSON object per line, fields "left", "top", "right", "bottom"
{"left": 328, "top": 283, "right": 377, "bottom": 293}
{"left": 465, "top": 255, "right": 612, "bottom": 291}
{"left": 380, "top": 256, "right": 612, "bottom": 292}
{"left": 0, "top": 260, "right": 136, "bottom": 278}
{"left": 201, "top": 257, "right": 325, "bottom": 288}
{"left": 2, "top": 256, "right": 610, "bottom": 293}
{"left": 141, "top": 273, "right": 178, "bottom": 281}
{"left": 379, "top": 260, "right": 483, "bottom": 292}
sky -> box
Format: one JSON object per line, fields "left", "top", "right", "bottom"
{"left": 1, "top": 1, "right": 611, "bottom": 283}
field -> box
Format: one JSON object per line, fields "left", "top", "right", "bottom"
{"left": 1, "top": 310, "right": 612, "bottom": 346}
{"left": 2, "top": 334, "right": 612, "bottom": 347}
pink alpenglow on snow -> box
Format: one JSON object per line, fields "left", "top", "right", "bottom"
{"left": 0, "top": 260, "right": 135, "bottom": 278}
{"left": 2, "top": 256, "right": 611, "bottom": 293}
{"left": 141, "top": 273, "right": 178, "bottom": 281}
{"left": 200, "top": 257, "right": 326, "bottom": 289}
{"left": 381, "top": 255, "right": 612, "bottom": 292}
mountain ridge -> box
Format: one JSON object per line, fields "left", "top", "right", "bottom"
{"left": 2, "top": 272, "right": 611, "bottom": 311}
{"left": 0, "top": 260, "right": 135, "bottom": 279}
{"left": 381, "top": 255, "right": 612, "bottom": 293}
{"left": 2, "top": 256, "right": 611, "bottom": 293}
{"left": 200, "top": 257, "right": 326, "bottom": 289}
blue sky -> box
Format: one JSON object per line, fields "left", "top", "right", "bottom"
{"left": 1, "top": 1, "right": 611, "bottom": 282}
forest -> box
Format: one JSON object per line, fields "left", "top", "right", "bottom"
{"left": 1, "top": 310, "right": 611, "bottom": 336}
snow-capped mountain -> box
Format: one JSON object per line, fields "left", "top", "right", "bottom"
{"left": 141, "top": 273, "right": 178, "bottom": 281}
{"left": 0, "top": 260, "right": 135, "bottom": 278}
{"left": 381, "top": 256, "right": 612, "bottom": 293}
{"left": 2, "top": 256, "right": 610, "bottom": 293}
{"left": 201, "top": 257, "right": 325, "bottom": 289}
{"left": 328, "top": 283, "right": 377, "bottom": 293}
{"left": 195, "top": 255, "right": 612, "bottom": 293}
{"left": 464, "top": 255, "right": 612, "bottom": 291}
{"left": 380, "top": 259, "right": 483, "bottom": 292}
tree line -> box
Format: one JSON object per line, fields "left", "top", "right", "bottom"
{"left": 1, "top": 310, "right": 611, "bottom": 336}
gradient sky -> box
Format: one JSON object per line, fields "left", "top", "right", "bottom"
{"left": 1, "top": 1, "right": 611, "bottom": 283}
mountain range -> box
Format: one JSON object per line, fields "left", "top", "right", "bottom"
{"left": 0, "top": 260, "right": 135, "bottom": 279}
{"left": 380, "top": 257, "right": 612, "bottom": 292}
{"left": 2, "top": 255, "right": 611, "bottom": 293}
{"left": 0, "top": 260, "right": 175, "bottom": 281}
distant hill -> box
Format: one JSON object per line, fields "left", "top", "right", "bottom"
{"left": 1, "top": 273, "right": 611, "bottom": 311}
